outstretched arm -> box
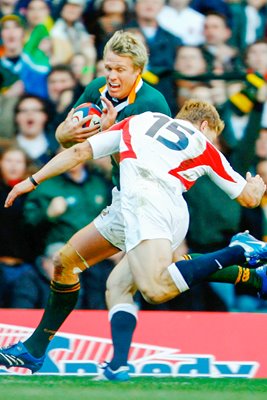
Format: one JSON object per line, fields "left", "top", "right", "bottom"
{"left": 236, "top": 172, "right": 266, "bottom": 208}
{"left": 5, "top": 141, "right": 93, "bottom": 208}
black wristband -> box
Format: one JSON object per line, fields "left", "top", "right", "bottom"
{"left": 29, "top": 175, "right": 39, "bottom": 187}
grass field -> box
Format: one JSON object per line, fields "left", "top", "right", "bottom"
{"left": 1, "top": 376, "right": 267, "bottom": 400}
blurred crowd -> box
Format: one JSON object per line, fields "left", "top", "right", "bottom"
{"left": 1, "top": 0, "right": 267, "bottom": 312}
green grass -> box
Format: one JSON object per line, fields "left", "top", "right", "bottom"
{"left": 0, "top": 376, "right": 267, "bottom": 400}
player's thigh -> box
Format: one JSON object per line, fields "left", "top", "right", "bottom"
{"left": 127, "top": 239, "right": 173, "bottom": 292}
{"left": 94, "top": 187, "right": 126, "bottom": 251}
{"left": 106, "top": 254, "right": 137, "bottom": 307}
{"left": 69, "top": 221, "right": 120, "bottom": 266}
{"left": 69, "top": 188, "right": 125, "bottom": 266}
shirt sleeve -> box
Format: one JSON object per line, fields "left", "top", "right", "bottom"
{"left": 88, "top": 116, "right": 134, "bottom": 158}
{"left": 208, "top": 150, "right": 247, "bottom": 199}
{"left": 88, "top": 130, "right": 121, "bottom": 159}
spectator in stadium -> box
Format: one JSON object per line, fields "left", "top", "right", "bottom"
{"left": 175, "top": 45, "right": 208, "bottom": 77}
{"left": 23, "top": 0, "right": 54, "bottom": 74}
{"left": 24, "top": 0, "right": 53, "bottom": 37}
{"left": 200, "top": 11, "right": 243, "bottom": 73}
{"left": 0, "top": 146, "right": 36, "bottom": 307}
{"left": 50, "top": 0, "right": 96, "bottom": 66}
{"left": 13, "top": 94, "right": 58, "bottom": 167}
{"left": 245, "top": 39, "right": 267, "bottom": 78}
{"left": 95, "top": 58, "right": 105, "bottom": 77}
{"left": 255, "top": 127, "right": 267, "bottom": 160}
{"left": 243, "top": 39, "right": 267, "bottom": 129}
{"left": 69, "top": 52, "right": 95, "bottom": 88}
{"left": 0, "top": 16, "right": 23, "bottom": 139}
{"left": 88, "top": 0, "right": 134, "bottom": 59}
{"left": 174, "top": 45, "right": 208, "bottom": 109}
{"left": 0, "top": 14, "right": 50, "bottom": 98}
{"left": 157, "top": 0, "right": 205, "bottom": 45}
{"left": 2, "top": 99, "right": 267, "bottom": 380}
{"left": 0, "top": 0, "right": 17, "bottom": 20}
{"left": 126, "top": 0, "right": 181, "bottom": 115}
{"left": 46, "top": 64, "right": 82, "bottom": 134}
{"left": 229, "top": 0, "right": 267, "bottom": 52}
{"left": 0, "top": 64, "right": 24, "bottom": 140}
{"left": 47, "top": 64, "right": 77, "bottom": 105}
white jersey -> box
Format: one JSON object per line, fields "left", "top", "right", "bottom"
{"left": 89, "top": 112, "right": 246, "bottom": 200}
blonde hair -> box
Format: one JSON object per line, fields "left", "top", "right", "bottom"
{"left": 176, "top": 99, "right": 225, "bottom": 135}
{"left": 103, "top": 30, "right": 148, "bottom": 72}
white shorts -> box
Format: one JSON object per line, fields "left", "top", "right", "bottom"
{"left": 94, "top": 187, "right": 126, "bottom": 251}
{"left": 121, "top": 179, "right": 189, "bottom": 252}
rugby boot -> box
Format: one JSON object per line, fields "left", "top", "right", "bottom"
{"left": 94, "top": 362, "right": 130, "bottom": 381}
{"left": 230, "top": 231, "right": 267, "bottom": 266}
{"left": 0, "top": 341, "right": 45, "bottom": 373}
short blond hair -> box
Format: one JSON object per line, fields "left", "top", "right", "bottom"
{"left": 176, "top": 99, "right": 225, "bottom": 135}
{"left": 103, "top": 30, "right": 148, "bottom": 72}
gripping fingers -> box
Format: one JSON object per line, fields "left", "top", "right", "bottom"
{"left": 72, "top": 126, "right": 100, "bottom": 142}
{"left": 66, "top": 108, "right": 75, "bottom": 121}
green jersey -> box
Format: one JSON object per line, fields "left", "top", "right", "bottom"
{"left": 74, "top": 76, "right": 171, "bottom": 187}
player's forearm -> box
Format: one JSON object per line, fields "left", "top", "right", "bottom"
{"left": 33, "top": 141, "right": 92, "bottom": 184}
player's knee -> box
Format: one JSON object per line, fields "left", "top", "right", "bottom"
{"left": 53, "top": 242, "right": 88, "bottom": 285}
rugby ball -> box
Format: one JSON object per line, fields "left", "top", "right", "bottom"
{"left": 72, "top": 102, "right": 102, "bottom": 128}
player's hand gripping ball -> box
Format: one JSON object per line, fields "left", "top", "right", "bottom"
{"left": 72, "top": 102, "right": 102, "bottom": 128}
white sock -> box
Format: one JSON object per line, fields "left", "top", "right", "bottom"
{"left": 108, "top": 303, "right": 138, "bottom": 321}
{"left": 167, "top": 263, "right": 189, "bottom": 292}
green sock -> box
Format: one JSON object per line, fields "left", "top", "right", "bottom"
{"left": 24, "top": 281, "right": 80, "bottom": 358}
{"left": 187, "top": 253, "right": 262, "bottom": 291}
